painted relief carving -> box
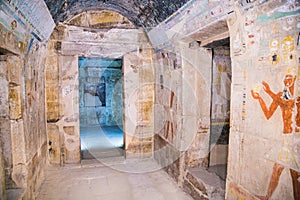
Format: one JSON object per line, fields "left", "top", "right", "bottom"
{"left": 244, "top": 14, "right": 258, "bottom": 46}
{"left": 269, "top": 39, "right": 280, "bottom": 66}
{"left": 212, "top": 49, "right": 231, "bottom": 119}
{"left": 251, "top": 70, "right": 296, "bottom": 134}
{"left": 213, "top": 58, "right": 231, "bottom": 119}
{"left": 10, "top": 20, "right": 17, "bottom": 30}
{"left": 251, "top": 69, "right": 300, "bottom": 200}
{"left": 282, "top": 36, "right": 295, "bottom": 63}
{"left": 211, "top": 48, "right": 231, "bottom": 144}
{"left": 232, "top": 31, "right": 246, "bottom": 56}
{"left": 210, "top": 5, "right": 223, "bottom": 17}
{"left": 268, "top": 36, "right": 295, "bottom": 65}
{"left": 135, "top": 84, "right": 154, "bottom": 127}
{"left": 283, "top": 17, "right": 294, "bottom": 31}
{"left": 164, "top": 91, "right": 175, "bottom": 141}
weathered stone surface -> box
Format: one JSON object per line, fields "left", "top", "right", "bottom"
{"left": 46, "top": 102, "right": 60, "bottom": 122}
{"left": 183, "top": 179, "right": 209, "bottom": 200}
{"left": 9, "top": 86, "right": 22, "bottom": 120}
{"left": 10, "top": 120, "right": 27, "bottom": 188}
{"left": 47, "top": 124, "right": 61, "bottom": 165}
{"left": 154, "top": 134, "right": 182, "bottom": 182}
{"left": 186, "top": 172, "right": 207, "bottom": 196}
{"left": 5, "top": 0, "right": 55, "bottom": 41}
{"left": 68, "top": 10, "right": 135, "bottom": 29}
{"left": 45, "top": 56, "right": 59, "bottom": 82}
{"left": 126, "top": 135, "right": 153, "bottom": 157}
{"left": 46, "top": 85, "right": 59, "bottom": 102}
{"left": 0, "top": 24, "right": 27, "bottom": 55}
{"left": 185, "top": 167, "right": 225, "bottom": 200}
{"left": 0, "top": 119, "right": 7, "bottom": 199}
{"left": 63, "top": 126, "right": 75, "bottom": 136}
{"left": 7, "top": 56, "right": 21, "bottom": 85}
{"left": 44, "top": 0, "right": 189, "bottom": 29}
{"left": 64, "top": 141, "right": 80, "bottom": 164}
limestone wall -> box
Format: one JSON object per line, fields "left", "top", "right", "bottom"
{"left": 226, "top": 2, "right": 300, "bottom": 200}
{"left": 0, "top": 3, "right": 49, "bottom": 199}
{"left": 150, "top": 0, "right": 300, "bottom": 200}
{"left": 46, "top": 21, "right": 154, "bottom": 163}
{"left": 153, "top": 42, "right": 212, "bottom": 183}
{"left": 123, "top": 43, "right": 155, "bottom": 158}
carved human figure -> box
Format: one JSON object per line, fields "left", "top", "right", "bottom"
{"left": 213, "top": 59, "right": 231, "bottom": 119}
{"left": 251, "top": 72, "right": 300, "bottom": 200}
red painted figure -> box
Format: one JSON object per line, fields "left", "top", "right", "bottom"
{"left": 251, "top": 73, "right": 300, "bottom": 200}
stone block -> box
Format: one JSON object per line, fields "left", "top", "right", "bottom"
{"left": 64, "top": 143, "right": 80, "bottom": 164}
{"left": 47, "top": 123, "right": 60, "bottom": 164}
{"left": 154, "top": 134, "right": 182, "bottom": 178}
{"left": 181, "top": 116, "right": 198, "bottom": 151}
{"left": 45, "top": 56, "right": 59, "bottom": 82}
{"left": 10, "top": 120, "right": 27, "bottom": 188}
{"left": 10, "top": 121, "right": 26, "bottom": 163}
{"left": 46, "top": 85, "right": 59, "bottom": 102}
{"left": 183, "top": 179, "right": 209, "bottom": 200}
{"left": 64, "top": 114, "right": 79, "bottom": 123}
{"left": 0, "top": 79, "right": 9, "bottom": 115}
{"left": 185, "top": 167, "right": 225, "bottom": 200}
{"left": 50, "top": 24, "right": 65, "bottom": 40}
{"left": 0, "top": 117, "right": 7, "bottom": 199}
{"left": 9, "top": 86, "right": 22, "bottom": 120}
{"left": 185, "top": 151, "right": 208, "bottom": 168}
{"left": 226, "top": 131, "right": 241, "bottom": 183}
{"left": 46, "top": 102, "right": 60, "bottom": 122}
{"left": 63, "top": 126, "right": 75, "bottom": 136}
{"left": 7, "top": 56, "right": 21, "bottom": 85}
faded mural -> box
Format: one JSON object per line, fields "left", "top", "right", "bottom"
{"left": 155, "top": 51, "right": 181, "bottom": 143}
{"left": 251, "top": 69, "right": 300, "bottom": 200}
{"left": 226, "top": 1, "right": 300, "bottom": 200}
{"left": 211, "top": 46, "right": 231, "bottom": 145}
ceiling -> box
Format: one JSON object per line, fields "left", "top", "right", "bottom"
{"left": 44, "top": 0, "right": 189, "bottom": 30}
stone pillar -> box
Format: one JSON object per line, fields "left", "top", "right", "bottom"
{"left": 181, "top": 43, "right": 212, "bottom": 168}
{"left": 46, "top": 40, "right": 62, "bottom": 165}
{"left": 123, "top": 41, "right": 155, "bottom": 158}
{"left": 0, "top": 55, "right": 7, "bottom": 200}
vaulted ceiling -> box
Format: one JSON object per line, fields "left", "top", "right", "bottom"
{"left": 44, "top": 0, "right": 189, "bottom": 30}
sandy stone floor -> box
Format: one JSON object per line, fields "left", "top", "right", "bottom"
{"left": 37, "top": 158, "right": 193, "bottom": 200}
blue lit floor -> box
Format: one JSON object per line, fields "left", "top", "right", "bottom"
{"left": 80, "top": 126, "right": 124, "bottom": 159}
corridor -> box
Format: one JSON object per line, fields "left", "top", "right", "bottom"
{"left": 81, "top": 126, "right": 124, "bottom": 159}
{"left": 37, "top": 159, "right": 193, "bottom": 200}
{"left": 0, "top": 1, "right": 299, "bottom": 200}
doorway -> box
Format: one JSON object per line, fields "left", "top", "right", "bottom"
{"left": 78, "top": 57, "right": 124, "bottom": 159}
{"left": 208, "top": 38, "right": 231, "bottom": 181}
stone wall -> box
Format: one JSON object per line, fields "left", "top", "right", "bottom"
{"left": 123, "top": 45, "right": 155, "bottom": 158}
{"left": 153, "top": 42, "right": 212, "bottom": 184}
{"left": 44, "top": 0, "right": 189, "bottom": 29}
{"left": 0, "top": 4, "right": 49, "bottom": 199}
{"left": 226, "top": 1, "right": 300, "bottom": 200}
{"left": 150, "top": 0, "right": 300, "bottom": 200}
{"left": 46, "top": 14, "right": 154, "bottom": 163}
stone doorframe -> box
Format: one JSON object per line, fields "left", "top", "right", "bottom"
{"left": 45, "top": 23, "right": 154, "bottom": 164}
